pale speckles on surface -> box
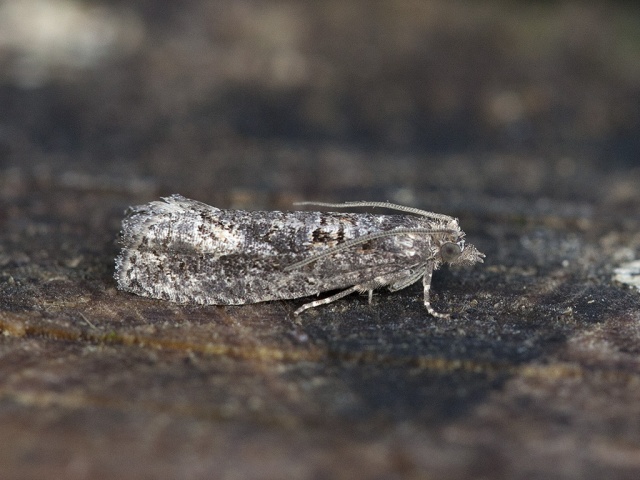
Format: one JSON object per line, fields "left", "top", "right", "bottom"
{"left": 613, "top": 260, "right": 640, "bottom": 292}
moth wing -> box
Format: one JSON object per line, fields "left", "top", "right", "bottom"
{"left": 117, "top": 246, "right": 425, "bottom": 305}
{"left": 116, "top": 199, "right": 435, "bottom": 305}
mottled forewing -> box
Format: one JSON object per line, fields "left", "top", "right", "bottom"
{"left": 115, "top": 195, "right": 437, "bottom": 305}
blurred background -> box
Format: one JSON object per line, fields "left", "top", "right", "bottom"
{"left": 2, "top": 2, "right": 640, "bottom": 478}
{"left": 1, "top": 0, "right": 639, "bottom": 207}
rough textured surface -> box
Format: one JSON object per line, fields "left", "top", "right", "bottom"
{"left": 1, "top": 1, "right": 640, "bottom": 479}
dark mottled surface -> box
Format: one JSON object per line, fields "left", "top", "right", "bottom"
{"left": 1, "top": 1, "right": 640, "bottom": 479}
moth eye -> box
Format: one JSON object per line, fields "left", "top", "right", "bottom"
{"left": 440, "top": 242, "right": 462, "bottom": 262}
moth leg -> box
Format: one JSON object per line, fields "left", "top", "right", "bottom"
{"left": 423, "top": 266, "right": 450, "bottom": 319}
{"left": 294, "top": 286, "right": 360, "bottom": 316}
{"left": 368, "top": 289, "right": 373, "bottom": 304}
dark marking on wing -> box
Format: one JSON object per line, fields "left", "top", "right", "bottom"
{"left": 311, "top": 227, "right": 345, "bottom": 245}
{"left": 358, "top": 241, "right": 373, "bottom": 252}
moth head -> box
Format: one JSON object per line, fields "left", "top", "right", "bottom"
{"left": 439, "top": 240, "right": 485, "bottom": 266}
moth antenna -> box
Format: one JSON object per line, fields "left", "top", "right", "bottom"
{"left": 294, "top": 201, "right": 453, "bottom": 222}
{"left": 284, "top": 227, "right": 455, "bottom": 271}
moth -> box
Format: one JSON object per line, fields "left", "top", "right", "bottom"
{"left": 115, "top": 195, "right": 484, "bottom": 317}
